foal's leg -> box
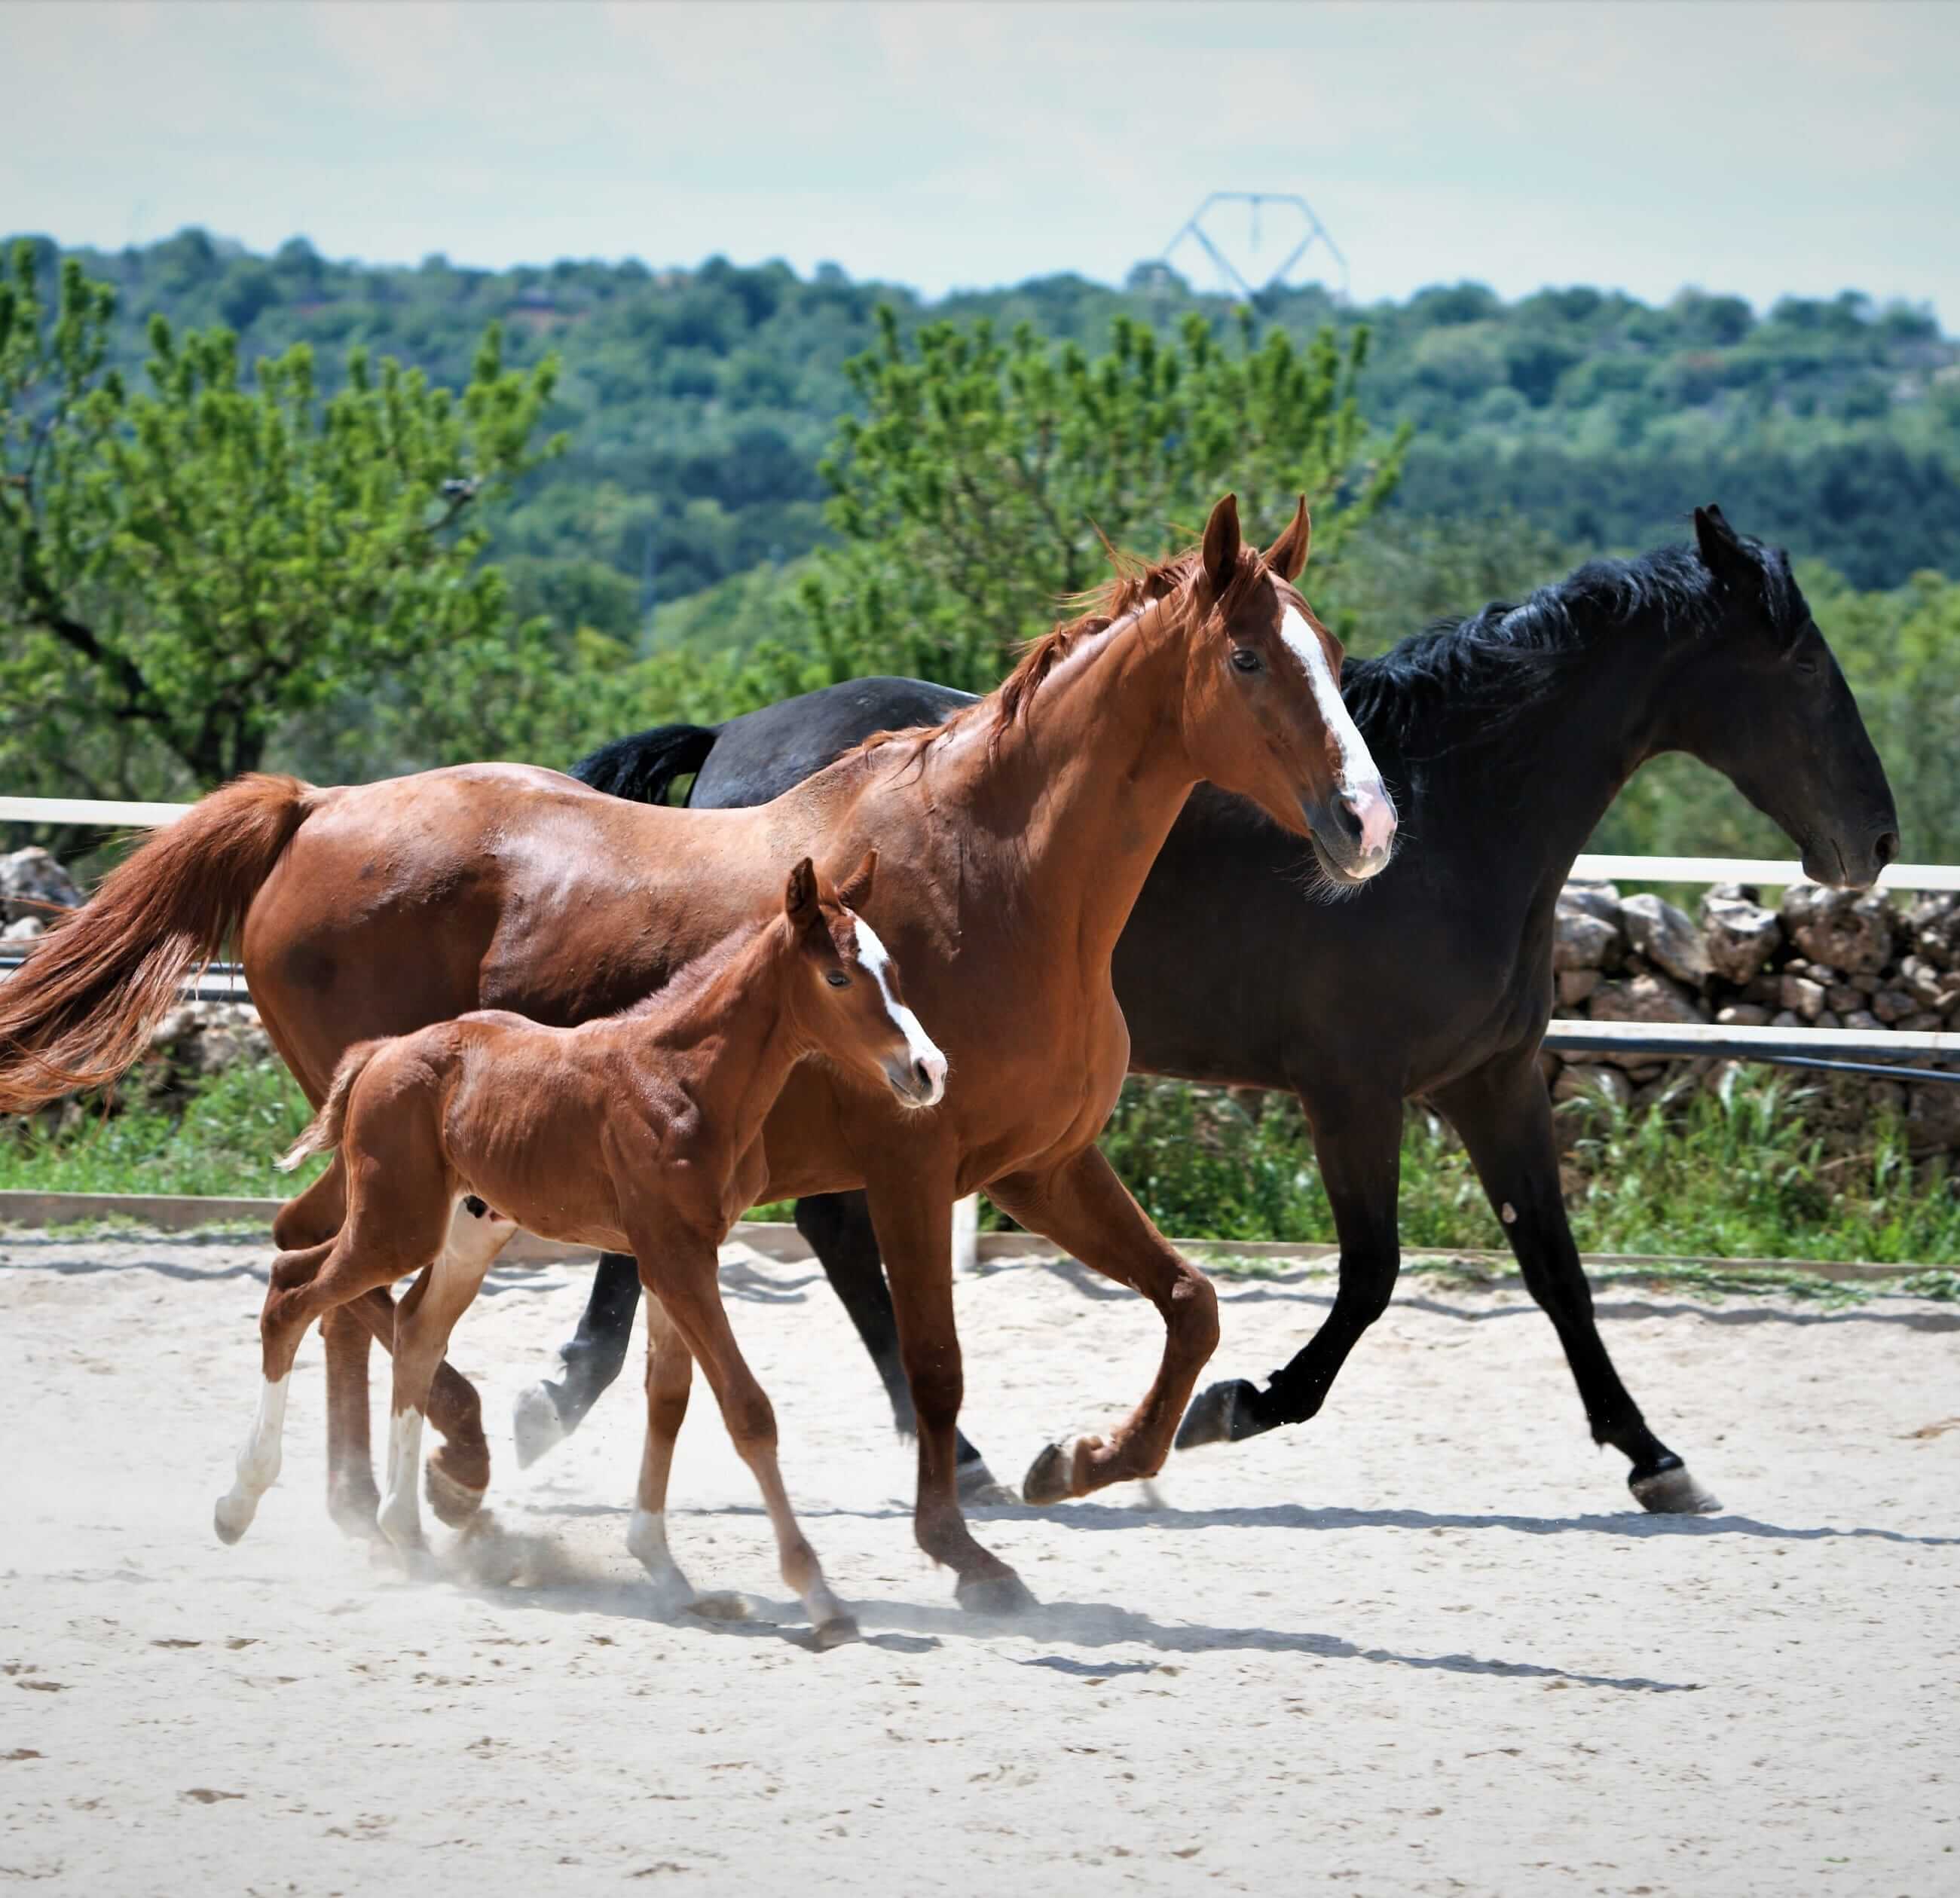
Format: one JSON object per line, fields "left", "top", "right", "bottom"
{"left": 988, "top": 1146, "right": 1220, "bottom": 1505}
{"left": 1433, "top": 1050, "right": 1718, "bottom": 1514}
{"left": 1177, "top": 1087, "right": 1405, "bottom": 1450}
{"left": 634, "top": 1233, "right": 858, "bottom": 1648}
{"left": 378, "top": 1202, "right": 515, "bottom": 1556}
{"left": 795, "top": 1191, "right": 1007, "bottom": 1499}
{"left": 213, "top": 1234, "right": 336, "bottom": 1543}
{"left": 337, "top": 1201, "right": 509, "bottom": 1524}
{"left": 625, "top": 1291, "right": 700, "bottom": 1615}
{"left": 513, "top": 1250, "right": 644, "bottom": 1466}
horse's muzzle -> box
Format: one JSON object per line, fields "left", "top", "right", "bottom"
{"left": 1304, "top": 781, "right": 1397, "bottom": 884}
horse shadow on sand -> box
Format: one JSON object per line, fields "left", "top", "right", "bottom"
{"left": 423, "top": 1508, "right": 1702, "bottom": 1692}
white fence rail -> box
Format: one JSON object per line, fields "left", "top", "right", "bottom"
{"left": 5, "top": 795, "right": 1953, "bottom": 894}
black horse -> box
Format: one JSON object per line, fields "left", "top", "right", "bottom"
{"left": 521, "top": 507, "right": 1897, "bottom": 1514}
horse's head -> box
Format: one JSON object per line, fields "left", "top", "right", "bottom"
{"left": 1666, "top": 506, "right": 1899, "bottom": 888}
{"left": 1177, "top": 493, "right": 1396, "bottom": 885}
{"left": 781, "top": 851, "right": 947, "bottom": 1109}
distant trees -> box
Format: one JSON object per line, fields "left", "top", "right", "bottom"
{"left": 0, "top": 240, "right": 561, "bottom": 797}
{"left": 795, "top": 307, "right": 1408, "bottom": 691}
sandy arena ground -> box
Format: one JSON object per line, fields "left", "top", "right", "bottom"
{"left": 1, "top": 1227, "right": 1955, "bottom": 1896}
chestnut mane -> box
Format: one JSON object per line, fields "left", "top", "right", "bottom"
{"left": 841, "top": 533, "right": 1283, "bottom": 768}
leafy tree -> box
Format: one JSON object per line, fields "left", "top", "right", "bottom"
{"left": 796, "top": 307, "right": 1409, "bottom": 691}
{"left": 0, "top": 240, "right": 561, "bottom": 798}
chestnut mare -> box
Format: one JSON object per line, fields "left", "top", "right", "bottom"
{"left": 0, "top": 494, "right": 1395, "bottom": 1612}
{"left": 213, "top": 854, "right": 940, "bottom": 1646}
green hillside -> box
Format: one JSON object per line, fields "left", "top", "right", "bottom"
{"left": 12, "top": 229, "right": 1958, "bottom": 634}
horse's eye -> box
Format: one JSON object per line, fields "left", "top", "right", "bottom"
{"left": 1231, "top": 647, "right": 1262, "bottom": 674}
{"left": 826, "top": 970, "right": 850, "bottom": 989}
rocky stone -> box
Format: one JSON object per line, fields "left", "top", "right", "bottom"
{"left": 1555, "top": 968, "right": 1601, "bottom": 1007}
{"left": 147, "top": 1002, "right": 274, "bottom": 1075}
{"left": 1552, "top": 903, "right": 1620, "bottom": 973}
{"left": 1897, "top": 954, "right": 1960, "bottom": 1013}
{"left": 1827, "top": 983, "right": 1864, "bottom": 1014}
{"left": 1871, "top": 988, "right": 1917, "bottom": 1025}
{"left": 1842, "top": 1009, "right": 1882, "bottom": 1032}
{"left": 1559, "top": 882, "right": 1622, "bottom": 925}
{"left": 2, "top": 915, "right": 44, "bottom": 943}
{"left": 1900, "top": 1011, "right": 1945, "bottom": 1035}
{"left": 1715, "top": 1004, "right": 1770, "bottom": 1027}
{"left": 1780, "top": 883, "right": 1897, "bottom": 975}
{"left": 0, "top": 846, "right": 83, "bottom": 926}
{"left": 1588, "top": 970, "right": 1708, "bottom": 1068}
{"left": 1621, "top": 893, "right": 1710, "bottom": 986}
{"left": 1770, "top": 1010, "right": 1802, "bottom": 1029}
{"left": 1701, "top": 888, "right": 1783, "bottom": 985}
{"left": 1780, "top": 973, "right": 1827, "bottom": 1022}
{"left": 1552, "top": 1064, "right": 1632, "bottom": 1110}
{"left": 1906, "top": 894, "right": 1960, "bottom": 970}
{"left": 1815, "top": 1010, "right": 1842, "bottom": 1032}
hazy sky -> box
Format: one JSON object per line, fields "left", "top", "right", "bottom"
{"left": 9, "top": 0, "right": 1957, "bottom": 319}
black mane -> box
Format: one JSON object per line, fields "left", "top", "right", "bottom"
{"left": 1343, "top": 536, "right": 1797, "bottom": 762}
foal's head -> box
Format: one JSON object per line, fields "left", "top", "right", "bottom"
{"left": 1171, "top": 494, "right": 1395, "bottom": 885}
{"left": 780, "top": 852, "right": 947, "bottom": 1109}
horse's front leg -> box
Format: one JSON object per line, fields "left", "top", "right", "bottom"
{"left": 987, "top": 1145, "right": 1220, "bottom": 1505}
{"left": 794, "top": 1190, "right": 1010, "bottom": 1502}
{"left": 1177, "top": 1086, "right": 1405, "bottom": 1450}
{"left": 863, "top": 1170, "right": 1035, "bottom": 1614}
{"left": 1433, "top": 1049, "right": 1718, "bottom": 1514}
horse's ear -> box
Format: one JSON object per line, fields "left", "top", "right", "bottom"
{"left": 1266, "top": 496, "right": 1311, "bottom": 582}
{"left": 1694, "top": 504, "right": 1757, "bottom": 597}
{"left": 784, "top": 856, "right": 821, "bottom": 931}
{"left": 1202, "top": 493, "right": 1242, "bottom": 596}
{"left": 835, "top": 848, "right": 877, "bottom": 912}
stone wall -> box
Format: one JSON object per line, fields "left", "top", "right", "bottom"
{"left": 1549, "top": 881, "right": 1960, "bottom": 1152}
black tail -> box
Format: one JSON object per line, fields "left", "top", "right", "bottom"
{"left": 569, "top": 723, "right": 721, "bottom": 807}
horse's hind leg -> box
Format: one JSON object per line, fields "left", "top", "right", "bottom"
{"left": 988, "top": 1146, "right": 1219, "bottom": 1506}
{"left": 512, "top": 1250, "right": 643, "bottom": 1466}
{"left": 378, "top": 1201, "right": 509, "bottom": 1557}
{"left": 635, "top": 1232, "right": 858, "bottom": 1649}
{"left": 1434, "top": 1051, "right": 1717, "bottom": 1514}
{"left": 626, "top": 1291, "right": 700, "bottom": 1617}
{"left": 213, "top": 1236, "right": 336, "bottom": 1544}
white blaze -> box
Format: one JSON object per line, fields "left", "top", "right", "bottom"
{"left": 850, "top": 915, "right": 947, "bottom": 1104}
{"left": 1280, "top": 604, "right": 1396, "bottom": 867}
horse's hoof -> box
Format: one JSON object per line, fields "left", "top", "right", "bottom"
{"left": 213, "top": 1497, "right": 252, "bottom": 1545}
{"left": 957, "top": 1460, "right": 1020, "bottom": 1508}
{"left": 1176, "top": 1378, "right": 1266, "bottom": 1450}
{"left": 686, "top": 1591, "right": 759, "bottom": 1623}
{"left": 512, "top": 1383, "right": 569, "bottom": 1469}
{"left": 327, "top": 1487, "right": 381, "bottom": 1542}
{"left": 956, "top": 1570, "right": 1038, "bottom": 1616}
{"left": 424, "top": 1459, "right": 488, "bottom": 1527}
{"left": 1630, "top": 1464, "right": 1722, "bottom": 1515}
{"left": 812, "top": 1614, "right": 862, "bottom": 1651}
{"left": 455, "top": 1513, "right": 524, "bottom": 1587}
{"left": 1021, "top": 1439, "right": 1082, "bottom": 1506}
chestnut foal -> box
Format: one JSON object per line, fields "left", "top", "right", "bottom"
{"left": 214, "top": 853, "right": 943, "bottom": 1647}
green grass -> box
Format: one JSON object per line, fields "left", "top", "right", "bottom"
{"left": 5, "top": 1059, "right": 1958, "bottom": 1269}
{"left": 1096, "top": 1071, "right": 1960, "bottom": 1266}
{"left": 0, "top": 1062, "right": 321, "bottom": 1200}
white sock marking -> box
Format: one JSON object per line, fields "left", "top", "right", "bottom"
{"left": 378, "top": 1406, "right": 426, "bottom": 1549}
{"left": 216, "top": 1373, "right": 289, "bottom": 1535}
